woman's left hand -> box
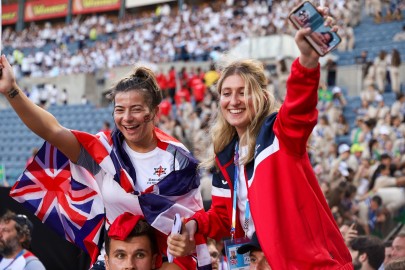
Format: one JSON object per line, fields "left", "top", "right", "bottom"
{"left": 167, "top": 220, "right": 197, "bottom": 257}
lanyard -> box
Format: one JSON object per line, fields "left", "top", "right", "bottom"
{"left": 2, "top": 250, "right": 24, "bottom": 270}
{"left": 230, "top": 142, "right": 251, "bottom": 240}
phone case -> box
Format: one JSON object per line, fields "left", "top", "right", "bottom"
{"left": 289, "top": 1, "right": 341, "bottom": 56}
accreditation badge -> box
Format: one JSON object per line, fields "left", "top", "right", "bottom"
{"left": 224, "top": 237, "right": 250, "bottom": 270}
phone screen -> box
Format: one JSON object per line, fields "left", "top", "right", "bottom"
{"left": 289, "top": 1, "right": 341, "bottom": 56}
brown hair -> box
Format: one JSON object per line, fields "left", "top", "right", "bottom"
{"left": 107, "top": 66, "right": 162, "bottom": 112}
{"left": 0, "top": 211, "right": 32, "bottom": 249}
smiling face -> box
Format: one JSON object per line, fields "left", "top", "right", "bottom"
{"left": 320, "top": 32, "right": 332, "bottom": 45}
{"left": 113, "top": 90, "right": 157, "bottom": 152}
{"left": 220, "top": 74, "right": 254, "bottom": 137}
{"left": 105, "top": 235, "right": 156, "bottom": 270}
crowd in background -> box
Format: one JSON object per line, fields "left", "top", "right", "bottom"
{"left": 0, "top": 0, "right": 375, "bottom": 78}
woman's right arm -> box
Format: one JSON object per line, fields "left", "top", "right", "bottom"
{"left": 0, "top": 55, "right": 81, "bottom": 162}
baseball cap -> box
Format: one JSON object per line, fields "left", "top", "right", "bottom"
{"left": 350, "top": 144, "right": 364, "bottom": 154}
{"left": 332, "top": 86, "right": 342, "bottom": 94}
{"left": 237, "top": 232, "right": 261, "bottom": 254}
{"left": 338, "top": 144, "right": 350, "bottom": 155}
{"left": 379, "top": 125, "right": 390, "bottom": 135}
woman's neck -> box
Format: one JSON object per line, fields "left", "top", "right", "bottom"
{"left": 126, "top": 133, "right": 157, "bottom": 153}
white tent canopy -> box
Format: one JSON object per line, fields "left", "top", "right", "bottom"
{"left": 226, "top": 34, "right": 339, "bottom": 65}
{"left": 227, "top": 34, "right": 301, "bottom": 61}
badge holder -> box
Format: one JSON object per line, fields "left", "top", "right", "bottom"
{"left": 224, "top": 237, "right": 250, "bottom": 270}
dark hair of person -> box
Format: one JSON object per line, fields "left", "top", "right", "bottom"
{"left": 105, "top": 219, "right": 158, "bottom": 256}
{"left": 0, "top": 211, "right": 32, "bottom": 249}
{"left": 371, "top": 195, "right": 383, "bottom": 206}
{"left": 107, "top": 66, "right": 162, "bottom": 112}
{"left": 369, "top": 164, "right": 385, "bottom": 191}
{"left": 391, "top": 49, "right": 401, "bottom": 67}
{"left": 350, "top": 236, "right": 385, "bottom": 269}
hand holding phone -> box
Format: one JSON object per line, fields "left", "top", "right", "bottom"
{"left": 167, "top": 213, "right": 182, "bottom": 263}
{"left": 289, "top": 1, "right": 341, "bottom": 56}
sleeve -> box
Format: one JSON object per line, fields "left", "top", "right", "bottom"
{"left": 76, "top": 145, "right": 101, "bottom": 175}
{"left": 24, "top": 258, "right": 46, "bottom": 270}
{"left": 190, "top": 172, "right": 231, "bottom": 241}
{"left": 274, "top": 58, "right": 320, "bottom": 156}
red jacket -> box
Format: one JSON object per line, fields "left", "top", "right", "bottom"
{"left": 192, "top": 59, "right": 353, "bottom": 270}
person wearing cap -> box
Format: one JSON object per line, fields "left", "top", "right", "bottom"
{"left": 349, "top": 235, "right": 385, "bottom": 270}
{"left": 346, "top": 143, "right": 365, "bottom": 172}
{"left": 328, "top": 85, "right": 347, "bottom": 123}
{"left": 0, "top": 211, "right": 45, "bottom": 270}
{"left": 104, "top": 212, "right": 180, "bottom": 270}
{"left": 329, "top": 143, "right": 352, "bottom": 181}
{"left": 237, "top": 233, "right": 271, "bottom": 270}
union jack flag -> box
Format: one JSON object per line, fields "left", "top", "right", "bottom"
{"left": 10, "top": 142, "right": 105, "bottom": 262}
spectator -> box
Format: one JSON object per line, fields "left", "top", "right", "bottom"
{"left": 389, "top": 49, "right": 401, "bottom": 94}
{"left": 392, "top": 25, "right": 405, "bottom": 42}
{"left": 349, "top": 235, "right": 385, "bottom": 270}
{"left": 206, "top": 238, "right": 228, "bottom": 270}
{"left": 0, "top": 211, "right": 45, "bottom": 270}
{"left": 100, "top": 121, "right": 112, "bottom": 139}
{"left": 203, "top": 64, "right": 220, "bottom": 90}
{"left": 382, "top": 240, "right": 393, "bottom": 268}
{"left": 275, "top": 58, "right": 289, "bottom": 101}
{"left": 104, "top": 213, "right": 163, "bottom": 270}
{"left": 60, "top": 88, "right": 68, "bottom": 105}
{"left": 373, "top": 50, "right": 388, "bottom": 93}
{"left": 391, "top": 233, "right": 405, "bottom": 260}
{"left": 237, "top": 232, "right": 271, "bottom": 270}
{"left": 385, "top": 257, "right": 405, "bottom": 270}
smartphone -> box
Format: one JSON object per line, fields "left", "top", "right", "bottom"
{"left": 167, "top": 213, "right": 182, "bottom": 263}
{"left": 289, "top": 1, "right": 341, "bottom": 56}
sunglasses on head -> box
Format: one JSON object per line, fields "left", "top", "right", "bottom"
{"left": 13, "top": 214, "right": 32, "bottom": 230}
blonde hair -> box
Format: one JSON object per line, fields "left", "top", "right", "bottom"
{"left": 201, "top": 59, "right": 279, "bottom": 169}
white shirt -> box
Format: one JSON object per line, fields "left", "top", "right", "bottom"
{"left": 0, "top": 255, "right": 26, "bottom": 270}
{"left": 123, "top": 141, "right": 180, "bottom": 191}
{"left": 237, "top": 146, "right": 255, "bottom": 238}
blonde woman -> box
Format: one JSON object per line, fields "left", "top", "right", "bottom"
{"left": 168, "top": 6, "right": 353, "bottom": 270}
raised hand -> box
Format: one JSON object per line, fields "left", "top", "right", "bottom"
{"left": 295, "top": 7, "right": 338, "bottom": 68}
{"left": 0, "top": 55, "right": 18, "bottom": 99}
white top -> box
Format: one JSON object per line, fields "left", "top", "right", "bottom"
{"left": 237, "top": 146, "right": 256, "bottom": 238}
{"left": 123, "top": 141, "right": 180, "bottom": 191}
